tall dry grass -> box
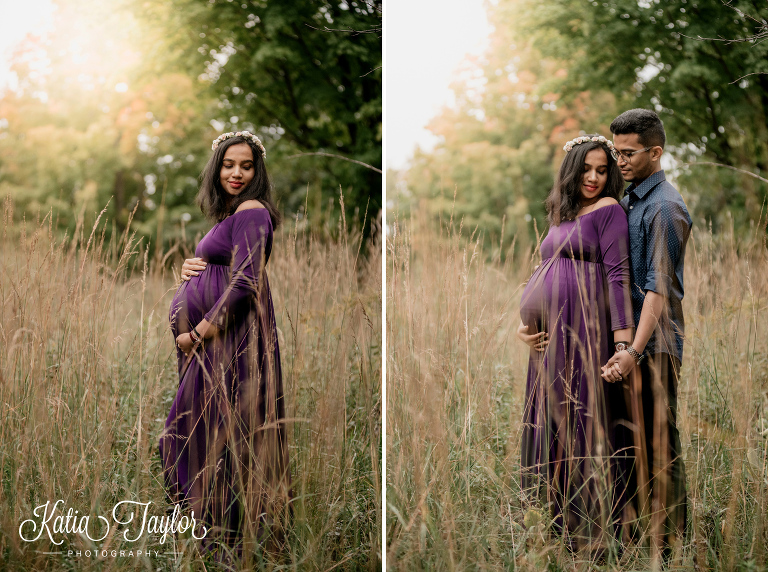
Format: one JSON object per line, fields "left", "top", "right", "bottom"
{"left": 386, "top": 203, "right": 768, "bottom": 570}
{"left": 0, "top": 194, "right": 381, "bottom": 571}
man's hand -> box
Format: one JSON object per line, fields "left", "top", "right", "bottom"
{"left": 602, "top": 350, "right": 636, "bottom": 383}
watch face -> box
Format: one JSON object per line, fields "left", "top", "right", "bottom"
{"left": 615, "top": 342, "right": 628, "bottom": 352}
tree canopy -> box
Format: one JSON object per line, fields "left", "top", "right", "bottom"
{"left": 400, "top": 0, "right": 767, "bottom": 254}
{"left": 0, "top": 0, "right": 381, "bottom": 253}
{"left": 143, "top": 0, "right": 382, "bottom": 220}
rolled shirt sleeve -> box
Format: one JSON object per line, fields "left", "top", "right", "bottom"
{"left": 644, "top": 201, "right": 689, "bottom": 298}
{"left": 623, "top": 170, "right": 692, "bottom": 361}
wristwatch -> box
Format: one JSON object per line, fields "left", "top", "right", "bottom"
{"left": 626, "top": 345, "right": 643, "bottom": 365}
{"left": 614, "top": 341, "right": 630, "bottom": 353}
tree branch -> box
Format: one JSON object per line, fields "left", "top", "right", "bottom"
{"left": 304, "top": 24, "right": 382, "bottom": 37}
{"left": 286, "top": 152, "right": 382, "bottom": 173}
{"left": 729, "top": 71, "right": 768, "bottom": 84}
{"left": 683, "top": 161, "right": 768, "bottom": 184}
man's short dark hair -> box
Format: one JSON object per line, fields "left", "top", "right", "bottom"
{"left": 610, "top": 108, "right": 666, "bottom": 149}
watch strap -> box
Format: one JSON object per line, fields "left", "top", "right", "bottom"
{"left": 626, "top": 345, "right": 643, "bottom": 364}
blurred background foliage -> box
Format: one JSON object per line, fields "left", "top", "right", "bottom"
{"left": 0, "top": 0, "right": 381, "bottom": 253}
{"left": 393, "top": 0, "right": 767, "bottom": 258}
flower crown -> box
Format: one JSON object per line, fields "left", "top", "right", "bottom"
{"left": 211, "top": 131, "right": 266, "bottom": 159}
{"left": 563, "top": 135, "right": 618, "bottom": 161}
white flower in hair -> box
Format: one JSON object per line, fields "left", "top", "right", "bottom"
{"left": 211, "top": 130, "right": 267, "bottom": 159}
{"left": 562, "top": 134, "right": 617, "bottom": 160}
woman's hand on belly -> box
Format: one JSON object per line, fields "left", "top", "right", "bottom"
{"left": 517, "top": 320, "right": 549, "bottom": 352}
{"left": 181, "top": 257, "right": 207, "bottom": 281}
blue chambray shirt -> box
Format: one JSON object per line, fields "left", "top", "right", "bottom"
{"left": 619, "top": 170, "right": 692, "bottom": 362}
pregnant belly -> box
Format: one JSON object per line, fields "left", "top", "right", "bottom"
{"left": 519, "top": 258, "right": 606, "bottom": 335}
{"left": 519, "top": 258, "right": 568, "bottom": 333}
{"left": 169, "top": 264, "right": 230, "bottom": 336}
{"left": 519, "top": 269, "right": 549, "bottom": 334}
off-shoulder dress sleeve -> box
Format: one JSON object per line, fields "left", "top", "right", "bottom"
{"left": 204, "top": 208, "right": 271, "bottom": 327}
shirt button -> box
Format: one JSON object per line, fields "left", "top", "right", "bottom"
{"left": 629, "top": 206, "right": 633, "bottom": 210}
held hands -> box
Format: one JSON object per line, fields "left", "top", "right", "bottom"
{"left": 601, "top": 350, "right": 637, "bottom": 383}
{"left": 517, "top": 322, "right": 549, "bottom": 352}
{"left": 181, "top": 257, "right": 207, "bottom": 281}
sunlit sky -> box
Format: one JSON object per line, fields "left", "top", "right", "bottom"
{"left": 0, "top": 0, "right": 56, "bottom": 91}
{"left": 386, "top": 0, "right": 491, "bottom": 170}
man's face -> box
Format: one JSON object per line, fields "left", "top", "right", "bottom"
{"left": 613, "top": 133, "right": 660, "bottom": 183}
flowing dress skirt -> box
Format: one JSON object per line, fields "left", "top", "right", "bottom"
{"left": 519, "top": 204, "right": 635, "bottom": 548}
{"left": 160, "top": 209, "right": 291, "bottom": 553}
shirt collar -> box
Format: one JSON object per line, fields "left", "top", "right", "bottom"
{"left": 625, "top": 169, "right": 666, "bottom": 200}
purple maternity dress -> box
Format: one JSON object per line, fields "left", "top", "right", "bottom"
{"left": 160, "top": 208, "right": 290, "bottom": 550}
{"left": 519, "top": 203, "right": 635, "bottom": 547}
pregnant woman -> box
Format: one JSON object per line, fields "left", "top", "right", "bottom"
{"left": 160, "top": 131, "right": 290, "bottom": 556}
{"left": 517, "top": 135, "right": 635, "bottom": 551}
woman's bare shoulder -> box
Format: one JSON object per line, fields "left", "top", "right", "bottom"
{"left": 235, "top": 199, "right": 266, "bottom": 212}
{"left": 595, "top": 197, "right": 619, "bottom": 207}
{"left": 576, "top": 197, "right": 622, "bottom": 219}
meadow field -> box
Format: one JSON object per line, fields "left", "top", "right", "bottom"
{"left": 386, "top": 203, "right": 768, "bottom": 570}
{"left": 0, "top": 195, "right": 382, "bottom": 571}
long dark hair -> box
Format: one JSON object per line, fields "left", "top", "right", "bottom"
{"left": 545, "top": 136, "right": 624, "bottom": 226}
{"left": 197, "top": 135, "right": 282, "bottom": 229}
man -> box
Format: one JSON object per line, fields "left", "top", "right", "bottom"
{"left": 601, "top": 109, "right": 692, "bottom": 560}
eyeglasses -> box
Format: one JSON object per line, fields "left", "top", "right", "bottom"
{"left": 616, "top": 147, "right": 653, "bottom": 163}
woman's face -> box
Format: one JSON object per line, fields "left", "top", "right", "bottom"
{"left": 581, "top": 147, "right": 608, "bottom": 202}
{"left": 219, "top": 143, "right": 255, "bottom": 197}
